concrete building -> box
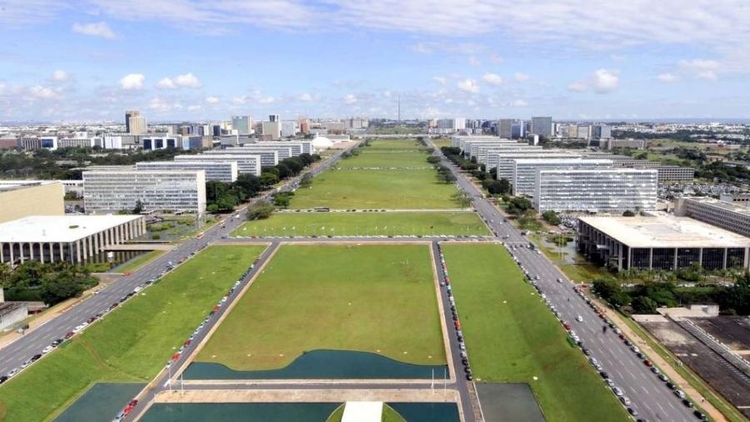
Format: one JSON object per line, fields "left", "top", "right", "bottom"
{"left": 675, "top": 197, "right": 750, "bottom": 239}
{"left": 174, "top": 154, "right": 261, "bottom": 176}
{"left": 511, "top": 120, "right": 525, "bottom": 139}
{"left": 476, "top": 143, "right": 538, "bottom": 165}
{"left": 125, "top": 110, "right": 147, "bottom": 135}
{"left": 0, "top": 181, "right": 64, "bottom": 224}
{"left": 719, "top": 193, "right": 750, "bottom": 204}
{"left": 136, "top": 161, "right": 238, "bottom": 183}
{"left": 228, "top": 145, "right": 291, "bottom": 160}
{"left": 531, "top": 117, "right": 553, "bottom": 138}
{"left": 261, "top": 121, "right": 281, "bottom": 140}
{"left": 0, "top": 302, "right": 29, "bottom": 331}
{"left": 511, "top": 158, "right": 613, "bottom": 197}
{"left": 611, "top": 160, "right": 694, "bottom": 182}
{"left": 241, "top": 141, "right": 313, "bottom": 156}
{"left": 231, "top": 116, "right": 253, "bottom": 134}
{"left": 83, "top": 170, "right": 206, "bottom": 214}
{"left": 578, "top": 215, "right": 750, "bottom": 271}
{"left": 493, "top": 151, "right": 581, "bottom": 179}
{"left": 142, "top": 136, "right": 179, "bottom": 150}
{"left": 593, "top": 125, "right": 612, "bottom": 139}
{"left": 534, "top": 168, "right": 658, "bottom": 213}
{"left": 203, "top": 149, "right": 279, "bottom": 167}
{"left": 0, "top": 215, "right": 145, "bottom": 265}
{"left": 497, "top": 119, "right": 513, "bottom": 138}
{"left": 599, "top": 139, "right": 646, "bottom": 150}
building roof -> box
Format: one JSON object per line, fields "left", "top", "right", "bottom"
{"left": 685, "top": 197, "right": 750, "bottom": 217}
{"left": 513, "top": 158, "right": 613, "bottom": 165}
{"left": 0, "top": 215, "right": 142, "bottom": 243}
{"left": 579, "top": 215, "right": 750, "bottom": 248}
{"left": 0, "top": 180, "right": 60, "bottom": 193}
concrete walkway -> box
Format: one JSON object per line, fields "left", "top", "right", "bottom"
{"left": 154, "top": 388, "right": 457, "bottom": 403}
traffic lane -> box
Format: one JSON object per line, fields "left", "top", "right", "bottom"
{"left": 509, "top": 248, "right": 696, "bottom": 420}
{"left": 432, "top": 243, "right": 476, "bottom": 422}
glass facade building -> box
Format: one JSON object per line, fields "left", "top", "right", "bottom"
{"left": 512, "top": 158, "right": 614, "bottom": 197}
{"left": 136, "top": 161, "right": 238, "bottom": 183}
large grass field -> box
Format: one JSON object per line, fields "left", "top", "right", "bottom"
{"left": 337, "top": 151, "right": 433, "bottom": 168}
{"left": 232, "top": 212, "right": 489, "bottom": 237}
{"left": 432, "top": 139, "right": 452, "bottom": 148}
{"left": 0, "top": 246, "right": 267, "bottom": 422}
{"left": 290, "top": 170, "right": 459, "bottom": 209}
{"left": 442, "top": 244, "right": 628, "bottom": 422}
{"left": 197, "top": 244, "right": 445, "bottom": 370}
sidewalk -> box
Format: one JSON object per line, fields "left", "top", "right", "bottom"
{"left": 595, "top": 299, "right": 727, "bottom": 422}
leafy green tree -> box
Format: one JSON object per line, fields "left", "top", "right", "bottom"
{"left": 247, "top": 201, "right": 275, "bottom": 220}
{"left": 622, "top": 210, "right": 636, "bottom": 217}
{"left": 234, "top": 174, "right": 262, "bottom": 198}
{"left": 299, "top": 173, "right": 313, "bottom": 188}
{"left": 506, "top": 197, "right": 533, "bottom": 215}
{"left": 632, "top": 296, "right": 658, "bottom": 314}
{"left": 260, "top": 171, "right": 279, "bottom": 187}
{"left": 542, "top": 210, "right": 561, "bottom": 225}
{"left": 132, "top": 199, "right": 144, "bottom": 214}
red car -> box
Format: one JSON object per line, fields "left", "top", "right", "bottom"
{"left": 562, "top": 322, "right": 571, "bottom": 330}
{"left": 64, "top": 332, "right": 75, "bottom": 339}
{"left": 644, "top": 360, "right": 653, "bottom": 367}
{"left": 454, "top": 321, "right": 461, "bottom": 330}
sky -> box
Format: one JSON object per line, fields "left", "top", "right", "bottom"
{"left": 0, "top": 0, "right": 749, "bottom": 122}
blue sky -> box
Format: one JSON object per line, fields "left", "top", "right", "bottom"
{"left": 0, "top": 0, "right": 749, "bottom": 122}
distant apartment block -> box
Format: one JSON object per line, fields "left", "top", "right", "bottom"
{"left": 493, "top": 151, "right": 580, "bottom": 179}
{"left": 531, "top": 117, "right": 552, "bottom": 138}
{"left": 533, "top": 169, "right": 658, "bottom": 213}
{"left": 136, "top": 161, "right": 238, "bottom": 183}
{"left": 497, "top": 119, "right": 513, "bottom": 138}
{"left": 83, "top": 170, "right": 207, "bottom": 214}
{"left": 173, "top": 154, "right": 262, "bottom": 176}
{"left": 125, "top": 110, "right": 147, "bottom": 135}
{"left": 612, "top": 160, "right": 694, "bottom": 182}
{"left": 203, "top": 149, "right": 279, "bottom": 168}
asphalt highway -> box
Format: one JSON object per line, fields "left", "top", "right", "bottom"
{"left": 433, "top": 145, "right": 698, "bottom": 422}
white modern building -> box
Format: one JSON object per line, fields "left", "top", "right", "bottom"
{"left": 512, "top": 158, "right": 614, "bottom": 197}
{"left": 675, "top": 197, "right": 750, "bottom": 239}
{"left": 578, "top": 215, "right": 750, "bottom": 271}
{"left": 202, "top": 149, "right": 278, "bottom": 168}
{"left": 494, "top": 151, "right": 581, "bottom": 180}
{"left": 173, "top": 154, "right": 261, "bottom": 176}
{"left": 136, "top": 161, "right": 238, "bottom": 183}
{"left": 533, "top": 168, "right": 658, "bottom": 213}
{"left": 241, "top": 141, "right": 313, "bottom": 156}
{"left": 83, "top": 170, "right": 206, "bottom": 214}
{"left": 0, "top": 215, "right": 146, "bottom": 264}
{"left": 476, "top": 144, "right": 540, "bottom": 166}
{"left": 235, "top": 146, "right": 292, "bottom": 160}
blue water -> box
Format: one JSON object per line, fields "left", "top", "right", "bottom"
{"left": 184, "top": 349, "right": 447, "bottom": 380}
{"left": 55, "top": 382, "right": 146, "bottom": 422}
{"left": 140, "top": 403, "right": 339, "bottom": 422}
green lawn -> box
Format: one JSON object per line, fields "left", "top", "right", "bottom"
{"left": 291, "top": 169, "right": 459, "bottom": 209}
{"left": 197, "top": 244, "right": 445, "bottom": 370}
{"left": 0, "top": 245, "right": 267, "bottom": 422}
{"left": 442, "top": 244, "right": 628, "bottom": 422}
{"left": 232, "top": 212, "right": 489, "bottom": 237}
{"left": 432, "top": 139, "right": 452, "bottom": 148}
{"left": 115, "top": 250, "right": 165, "bottom": 273}
{"left": 337, "top": 151, "right": 433, "bottom": 168}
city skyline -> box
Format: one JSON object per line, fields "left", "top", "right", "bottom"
{"left": 1, "top": 0, "right": 749, "bottom": 121}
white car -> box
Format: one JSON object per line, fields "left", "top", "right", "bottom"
{"left": 7, "top": 368, "right": 19, "bottom": 377}
{"left": 73, "top": 324, "right": 85, "bottom": 333}
{"left": 42, "top": 346, "right": 53, "bottom": 354}
{"left": 630, "top": 346, "right": 640, "bottom": 353}
{"left": 612, "top": 386, "right": 624, "bottom": 397}
{"left": 576, "top": 315, "right": 583, "bottom": 322}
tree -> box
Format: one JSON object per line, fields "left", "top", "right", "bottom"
{"left": 632, "top": 296, "right": 658, "bottom": 314}
{"left": 275, "top": 163, "right": 292, "bottom": 180}
{"left": 622, "top": 210, "right": 636, "bottom": 217}
{"left": 234, "top": 174, "right": 262, "bottom": 198}
{"left": 247, "top": 200, "right": 275, "bottom": 220}
{"left": 259, "top": 171, "right": 279, "bottom": 187}
{"left": 497, "top": 178, "right": 511, "bottom": 194}
{"left": 427, "top": 156, "right": 441, "bottom": 164}
{"left": 132, "top": 199, "right": 144, "bottom": 214}
{"left": 542, "top": 210, "right": 561, "bottom": 225}
{"left": 299, "top": 173, "right": 314, "bottom": 188}
{"left": 592, "top": 278, "right": 623, "bottom": 302}
{"left": 451, "top": 191, "right": 472, "bottom": 208}
{"left": 506, "top": 197, "right": 532, "bottom": 215}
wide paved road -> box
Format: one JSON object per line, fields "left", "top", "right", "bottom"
{"left": 431, "top": 143, "right": 698, "bottom": 422}
{"left": 0, "top": 147, "right": 352, "bottom": 378}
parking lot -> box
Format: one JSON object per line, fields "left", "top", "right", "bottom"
{"left": 640, "top": 318, "right": 750, "bottom": 418}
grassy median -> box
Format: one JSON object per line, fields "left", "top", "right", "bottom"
{"left": 197, "top": 244, "right": 445, "bottom": 370}
{"left": 232, "top": 211, "right": 489, "bottom": 237}
{"left": 0, "top": 245, "right": 267, "bottom": 422}
{"left": 442, "top": 243, "right": 628, "bottom": 422}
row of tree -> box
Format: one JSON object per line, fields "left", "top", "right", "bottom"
{"left": 205, "top": 153, "right": 320, "bottom": 212}
{"left": 593, "top": 272, "right": 750, "bottom": 315}
{"left": 0, "top": 261, "right": 98, "bottom": 306}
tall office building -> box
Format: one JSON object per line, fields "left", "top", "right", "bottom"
{"left": 231, "top": 116, "right": 253, "bottom": 134}
{"left": 269, "top": 114, "right": 280, "bottom": 123}
{"left": 530, "top": 116, "right": 552, "bottom": 138}
{"left": 125, "top": 110, "right": 147, "bottom": 135}
{"left": 497, "top": 119, "right": 513, "bottom": 138}
{"left": 511, "top": 120, "right": 525, "bottom": 139}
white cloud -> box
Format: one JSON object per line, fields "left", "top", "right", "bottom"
{"left": 514, "top": 72, "right": 530, "bottom": 82}
{"left": 567, "top": 81, "right": 588, "bottom": 92}
{"left": 232, "top": 96, "right": 247, "bottom": 105}
{"left": 188, "top": 105, "right": 202, "bottom": 112}
{"left": 72, "top": 22, "right": 116, "bottom": 39}
{"left": 29, "top": 85, "right": 58, "bottom": 99}
{"left": 299, "top": 93, "right": 312, "bottom": 102}
{"left": 457, "top": 79, "right": 480, "bottom": 94}
{"left": 591, "top": 69, "right": 620, "bottom": 93}
{"left": 567, "top": 69, "right": 619, "bottom": 93}
{"left": 679, "top": 59, "right": 721, "bottom": 80}
{"left": 258, "top": 96, "right": 275, "bottom": 104}
{"left": 156, "top": 73, "right": 202, "bottom": 89}
{"left": 658, "top": 73, "right": 679, "bottom": 83}
{"left": 432, "top": 76, "right": 447, "bottom": 85}
{"left": 482, "top": 73, "right": 503, "bottom": 87}
{"left": 344, "top": 94, "right": 357, "bottom": 104}
{"left": 696, "top": 70, "right": 717, "bottom": 80}
{"left": 148, "top": 97, "right": 181, "bottom": 113}
{"left": 52, "top": 70, "right": 70, "bottom": 82}
{"left": 119, "top": 73, "right": 145, "bottom": 90}
{"left": 205, "top": 96, "right": 220, "bottom": 104}
{"left": 511, "top": 99, "right": 529, "bottom": 107}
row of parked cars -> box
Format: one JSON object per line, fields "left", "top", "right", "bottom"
{"left": 435, "top": 243, "right": 472, "bottom": 381}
